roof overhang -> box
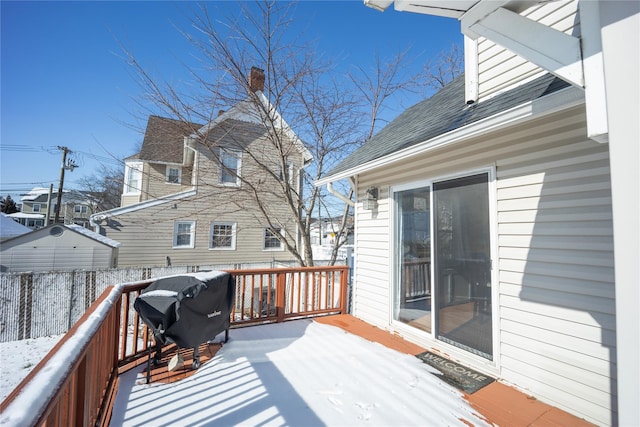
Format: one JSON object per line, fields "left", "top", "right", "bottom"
{"left": 90, "top": 188, "right": 197, "bottom": 223}
{"left": 364, "top": 0, "right": 608, "bottom": 143}
{"left": 364, "top": 0, "right": 478, "bottom": 18}
{"left": 316, "top": 85, "right": 583, "bottom": 186}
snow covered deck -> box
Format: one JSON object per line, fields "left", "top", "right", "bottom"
{"left": 111, "top": 319, "right": 488, "bottom": 426}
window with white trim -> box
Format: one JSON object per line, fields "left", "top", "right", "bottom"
{"left": 210, "top": 222, "right": 236, "bottom": 250}
{"left": 173, "top": 221, "right": 195, "bottom": 248}
{"left": 32, "top": 203, "right": 41, "bottom": 213}
{"left": 166, "top": 166, "right": 181, "bottom": 184}
{"left": 124, "top": 162, "right": 143, "bottom": 194}
{"left": 263, "top": 227, "right": 283, "bottom": 250}
{"left": 74, "top": 205, "right": 88, "bottom": 214}
{"left": 219, "top": 149, "right": 241, "bottom": 186}
{"left": 278, "top": 161, "right": 294, "bottom": 185}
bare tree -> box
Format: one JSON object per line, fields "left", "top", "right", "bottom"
{"left": 78, "top": 165, "right": 124, "bottom": 212}
{"left": 121, "top": 1, "right": 422, "bottom": 266}
{"left": 421, "top": 43, "right": 463, "bottom": 91}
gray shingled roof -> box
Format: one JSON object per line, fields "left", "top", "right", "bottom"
{"left": 325, "top": 73, "right": 570, "bottom": 178}
{"left": 138, "top": 116, "right": 203, "bottom": 163}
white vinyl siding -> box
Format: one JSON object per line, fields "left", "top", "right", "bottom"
{"left": 477, "top": 0, "right": 579, "bottom": 101}
{"left": 353, "top": 104, "right": 614, "bottom": 426}
{"left": 353, "top": 183, "right": 392, "bottom": 328}
{"left": 496, "top": 135, "right": 614, "bottom": 426}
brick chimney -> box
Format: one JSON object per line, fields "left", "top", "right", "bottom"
{"left": 249, "top": 66, "right": 265, "bottom": 92}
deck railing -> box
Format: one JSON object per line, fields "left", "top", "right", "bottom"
{"left": 0, "top": 266, "right": 349, "bottom": 427}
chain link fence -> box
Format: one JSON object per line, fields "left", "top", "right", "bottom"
{"left": 0, "top": 259, "right": 351, "bottom": 343}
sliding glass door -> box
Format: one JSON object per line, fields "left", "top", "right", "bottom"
{"left": 394, "top": 172, "right": 493, "bottom": 359}
{"left": 394, "top": 186, "right": 432, "bottom": 333}
{"left": 434, "top": 174, "right": 492, "bottom": 359}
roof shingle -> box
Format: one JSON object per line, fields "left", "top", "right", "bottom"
{"left": 138, "top": 116, "right": 203, "bottom": 163}
{"left": 325, "top": 73, "right": 570, "bottom": 178}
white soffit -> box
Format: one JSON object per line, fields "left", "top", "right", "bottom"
{"left": 364, "top": 0, "right": 478, "bottom": 18}
{"left": 393, "top": 0, "right": 479, "bottom": 18}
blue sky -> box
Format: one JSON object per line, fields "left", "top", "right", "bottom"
{"left": 1, "top": 1, "right": 461, "bottom": 203}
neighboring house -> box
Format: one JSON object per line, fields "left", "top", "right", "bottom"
{"left": 0, "top": 223, "right": 120, "bottom": 273}
{"left": 91, "top": 67, "right": 313, "bottom": 268}
{"left": 317, "top": 1, "right": 638, "bottom": 426}
{"left": 6, "top": 212, "right": 45, "bottom": 229}
{"left": 309, "top": 217, "right": 353, "bottom": 246}
{"left": 0, "top": 213, "right": 31, "bottom": 242}
{"left": 19, "top": 187, "right": 96, "bottom": 228}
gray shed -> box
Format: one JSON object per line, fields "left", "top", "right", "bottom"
{"left": 0, "top": 224, "right": 120, "bottom": 273}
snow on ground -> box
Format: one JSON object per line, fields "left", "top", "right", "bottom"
{"left": 0, "top": 335, "right": 63, "bottom": 401}
{"left": 111, "top": 320, "right": 490, "bottom": 426}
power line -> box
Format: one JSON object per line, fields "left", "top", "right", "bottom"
{"left": 1, "top": 144, "right": 123, "bottom": 166}
{"left": 0, "top": 144, "right": 50, "bottom": 152}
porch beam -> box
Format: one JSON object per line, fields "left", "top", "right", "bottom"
{"left": 462, "top": 5, "right": 584, "bottom": 88}
{"left": 579, "top": 0, "right": 609, "bottom": 142}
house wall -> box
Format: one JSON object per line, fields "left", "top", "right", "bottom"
{"left": 103, "top": 134, "right": 304, "bottom": 267}
{"left": 476, "top": 0, "right": 579, "bottom": 101}
{"left": 353, "top": 104, "right": 615, "bottom": 426}
{"left": 101, "top": 190, "right": 296, "bottom": 267}
{"left": 0, "top": 227, "right": 115, "bottom": 272}
{"left": 143, "top": 163, "right": 194, "bottom": 200}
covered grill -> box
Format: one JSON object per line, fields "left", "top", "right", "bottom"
{"left": 134, "top": 271, "right": 235, "bottom": 379}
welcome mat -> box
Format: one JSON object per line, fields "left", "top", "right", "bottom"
{"left": 416, "top": 351, "right": 494, "bottom": 394}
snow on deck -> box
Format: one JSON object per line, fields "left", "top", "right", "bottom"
{"left": 111, "top": 320, "right": 490, "bottom": 426}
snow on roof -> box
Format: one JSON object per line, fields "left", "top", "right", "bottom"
{"left": 19, "top": 187, "right": 51, "bottom": 201}
{"left": 20, "top": 187, "right": 89, "bottom": 203}
{"left": 65, "top": 224, "right": 121, "bottom": 248}
{"left": 7, "top": 212, "right": 45, "bottom": 219}
{"left": 0, "top": 213, "right": 31, "bottom": 239}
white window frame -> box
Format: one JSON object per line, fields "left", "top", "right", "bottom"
{"left": 173, "top": 220, "right": 196, "bottom": 248}
{"left": 74, "top": 205, "right": 88, "bottom": 214}
{"left": 278, "top": 161, "right": 294, "bottom": 185}
{"left": 263, "top": 226, "right": 284, "bottom": 251}
{"left": 219, "top": 149, "right": 242, "bottom": 187}
{"left": 124, "top": 161, "right": 143, "bottom": 195}
{"left": 166, "top": 166, "right": 182, "bottom": 184}
{"left": 389, "top": 166, "right": 499, "bottom": 367}
{"left": 32, "top": 203, "right": 41, "bottom": 213}
{"left": 209, "top": 222, "right": 237, "bottom": 250}
{"left": 27, "top": 218, "right": 44, "bottom": 228}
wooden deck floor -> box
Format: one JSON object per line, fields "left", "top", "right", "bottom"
{"left": 316, "top": 314, "right": 596, "bottom": 427}
{"left": 136, "top": 314, "right": 595, "bottom": 426}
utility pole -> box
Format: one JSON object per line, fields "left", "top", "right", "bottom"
{"left": 45, "top": 183, "right": 53, "bottom": 225}
{"left": 54, "top": 146, "right": 77, "bottom": 223}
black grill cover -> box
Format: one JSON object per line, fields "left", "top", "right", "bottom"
{"left": 134, "top": 271, "right": 235, "bottom": 349}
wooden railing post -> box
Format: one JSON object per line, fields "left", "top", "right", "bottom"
{"left": 340, "top": 266, "right": 348, "bottom": 314}
{"left": 276, "top": 272, "right": 286, "bottom": 323}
